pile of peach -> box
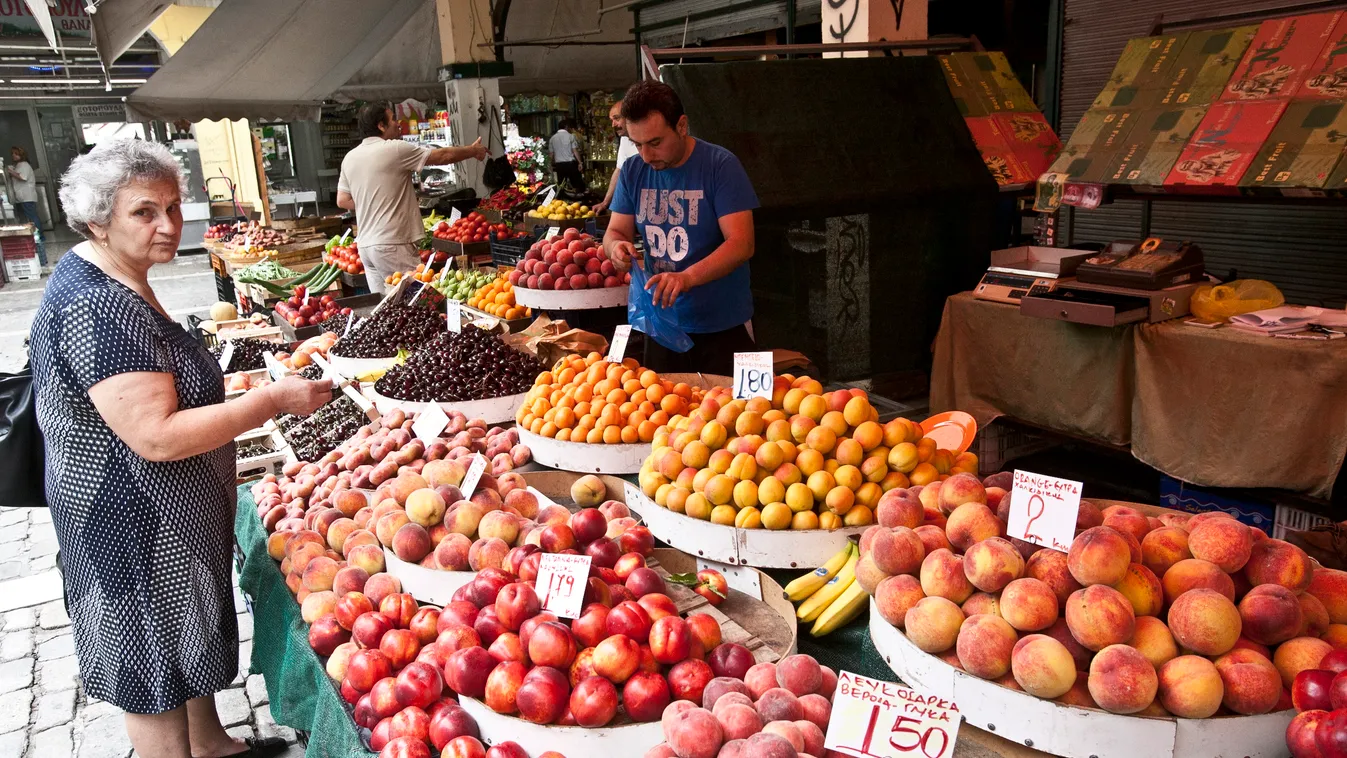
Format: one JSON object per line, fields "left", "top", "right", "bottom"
{"left": 857, "top": 470, "right": 1347, "bottom": 719}
{"left": 517, "top": 354, "right": 708, "bottom": 445}
{"left": 644, "top": 654, "right": 839, "bottom": 758}
{"left": 637, "top": 380, "right": 974, "bottom": 531}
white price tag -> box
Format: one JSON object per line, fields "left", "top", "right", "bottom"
{"left": 262, "top": 352, "right": 287, "bottom": 382}
{"left": 536, "top": 553, "right": 592, "bottom": 619}
{"left": 217, "top": 341, "right": 235, "bottom": 372}
{"left": 825, "top": 671, "right": 960, "bottom": 758}
{"left": 459, "top": 454, "right": 488, "bottom": 498}
{"left": 342, "top": 315, "right": 358, "bottom": 337}
{"left": 732, "top": 351, "right": 774, "bottom": 400}
{"left": 1006, "top": 469, "right": 1084, "bottom": 552}
{"left": 696, "top": 558, "right": 761, "bottom": 601}
{"left": 541, "top": 186, "right": 557, "bottom": 206}
{"left": 449, "top": 208, "right": 462, "bottom": 223}
{"left": 412, "top": 403, "right": 450, "bottom": 444}
{"left": 546, "top": 226, "right": 560, "bottom": 240}
{"left": 303, "top": 288, "right": 311, "bottom": 306}
{"left": 447, "top": 300, "right": 462, "bottom": 333}
{"left": 607, "top": 325, "right": 631, "bottom": 362}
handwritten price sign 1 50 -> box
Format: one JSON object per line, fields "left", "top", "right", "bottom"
{"left": 838, "top": 706, "right": 953, "bottom": 758}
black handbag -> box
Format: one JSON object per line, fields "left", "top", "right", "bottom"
{"left": 483, "top": 107, "right": 515, "bottom": 192}
{"left": 0, "top": 362, "right": 47, "bottom": 508}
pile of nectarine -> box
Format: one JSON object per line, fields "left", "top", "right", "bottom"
{"left": 517, "top": 353, "right": 709, "bottom": 445}
{"left": 857, "top": 469, "right": 1347, "bottom": 722}
{"left": 642, "top": 654, "right": 838, "bottom": 758}
{"left": 638, "top": 378, "right": 974, "bottom": 531}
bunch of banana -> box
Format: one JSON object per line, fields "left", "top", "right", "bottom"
{"left": 783, "top": 541, "right": 869, "bottom": 636}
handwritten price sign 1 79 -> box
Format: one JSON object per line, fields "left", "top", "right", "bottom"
{"left": 534, "top": 553, "right": 592, "bottom": 619}
{"left": 824, "top": 671, "right": 960, "bottom": 758}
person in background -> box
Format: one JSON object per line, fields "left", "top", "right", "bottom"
{"left": 8, "top": 146, "right": 46, "bottom": 269}
{"left": 548, "top": 119, "right": 585, "bottom": 193}
{"left": 601, "top": 80, "right": 759, "bottom": 376}
{"left": 32, "top": 139, "right": 330, "bottom": 758}
{"left": 337, "top": 102, "right": 487, "bottom": 293}
{"left": 593, "top": 100, "right": 641, "bottom": 214}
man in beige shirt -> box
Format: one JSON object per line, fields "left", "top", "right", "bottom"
{"left": 337, "top": 102, "right": 487, "bottom": 292}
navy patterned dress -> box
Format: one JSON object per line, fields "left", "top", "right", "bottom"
{"left": 29, "top": 250, "right": 238, "bottom": 714}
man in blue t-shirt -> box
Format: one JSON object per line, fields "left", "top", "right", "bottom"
{"left": 603, "top": 80, "right": 759, "bottom": 375}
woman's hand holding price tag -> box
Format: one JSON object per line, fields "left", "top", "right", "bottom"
{"left": 733, "top": 351, "right": 774, "bottom": 400}
{"left": 535, "top": 554, "right": 592, "bottom": 618}
{"left": 824, "top": 671, "right": 960, "bottom": 758}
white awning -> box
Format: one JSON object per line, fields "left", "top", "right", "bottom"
{"left": 91, "top": 0, "right": 172, "bottom": 68}
{"left": 125, "top": 0, "right": 426, "bottom": 122}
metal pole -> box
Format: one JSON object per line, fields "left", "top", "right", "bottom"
{"left": 1043, "top": 0, "right": 1064, "bottom": 131}
{"left": 633, "top": 8, "right": 644, "bottom": 80}
{"left": 1140, "top": 199, "right": 1152, "bottom": 237}
{"left": 786, "top": 0, "right": 796, "bottom": 59}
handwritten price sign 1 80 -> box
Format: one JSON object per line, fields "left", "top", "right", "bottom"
{"left": 824, "top": 671, "right": 961, "bottom": 758}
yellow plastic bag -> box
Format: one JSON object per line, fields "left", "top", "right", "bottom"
{"left": 1191, "top": 280, "right": 1285, "bottom": 321}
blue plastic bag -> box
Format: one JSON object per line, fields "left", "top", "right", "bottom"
{"left": 628, "top": 263, "right": 694, "bottom": 353}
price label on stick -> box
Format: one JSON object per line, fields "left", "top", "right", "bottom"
{"left": 546, "top": 226, "right": 560, "bottom": 239}
{"left": 449, "top": 208, "right": 462, "bottom": 223}
{"left": 536, "top": 553, "right": 592, "bottom": 619}
{"left": 262, "top": 352, "right": 287, "bottom": 382}
{"left": 460, "top": 454, "right": 488, "bottom": 499}
{"left": 1006, "top": 469, "right": 1083, "bottom": 552}
{"left": 342, "top": 315, "right": 358, "bottom": 337}
{"left": 447, "top": 300, "right": 462, "bottom": 333}
{"left": 825, "top": 671, "right": 960, "bottom": 758}
{"left": 732, "top": 351, "right": 774, "bottom": 400}
{"left": 541, "top": 185, "right": 557, "bottom": 206}
{"left": 217, "top": 341, "right": 235, "bottom": 372}
{"left": 412, "top": 403, "right": 450, "bottom": 444}
{"left": 607, "top": 325, "right": 631, "bottom": 362}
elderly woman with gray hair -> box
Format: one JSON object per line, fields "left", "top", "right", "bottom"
{"left": 29, "top": 140, "right": 329, "bottom": 758}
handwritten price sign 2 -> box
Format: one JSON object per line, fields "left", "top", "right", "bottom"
{"left": 1005, "top": 469, "right": 1083, "bottom": 552}
{"left": 824, "top": 671, "right": 961, "bottom": 758}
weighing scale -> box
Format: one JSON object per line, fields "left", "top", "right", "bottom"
{"left": 974, "top": 246, "right": 1094, "bottom": 304}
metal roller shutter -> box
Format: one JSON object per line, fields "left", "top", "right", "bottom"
{"left": 1060, "top": 0, "right": 1347, "bottom": 307}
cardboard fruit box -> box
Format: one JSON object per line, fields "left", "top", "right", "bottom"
{"left": 1221, "top": 11, "right": 1343, "bottom": 102}
{"left": 939, "top": 52, "right": 1037, "bottom": 117}
{"left": 964, "top": 116, "right": 1037, "bottom": 186}
{"left": 1098, "top": 106, "right": 1209, "bottom": 190}
{"left": 1163, "top": 100, "right": 1288, "bottom": 193}
{"left": 1045, "top": 108, "right": 1144, "bottom": 183}
{"left": 1297, "top": 14, "right": 1347, "bottom": 99}
{"left": 1158, "top": 26, "right": 1258, "bottom": 108}
{"left": 1240, "top": 100, "right": 1347, "bottom": 195}
{"left": 1092, "top": 33, "right": 1188, "bottom": 110}
{"left": 989, "top": 111, "right": 1063, "bottom": 178}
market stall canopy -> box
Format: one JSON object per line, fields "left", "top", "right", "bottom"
{"left": 497, "top": 0, "right": 636, "bottom": 96}
{"left": 124, "top": 0, "right": 426, "bottom": 122}
{"left": 91, "top": 0, "right": 172, "bottom": 69}
{"left": 335, "top": 0, "right": 443, "bottom": 103}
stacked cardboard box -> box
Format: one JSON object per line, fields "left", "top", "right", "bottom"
{"left": 939, "top": 52, "right": 1061, "bottom": 187}
{"left": 1167, "top": 11, "right": 1343, "bottom": 193}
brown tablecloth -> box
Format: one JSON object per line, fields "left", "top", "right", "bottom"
{"left": 930, "top": 292, "right": 1134, "bottom": 446}
{"left": 1133, "top": 322, "right": 1347, "bottom": 500}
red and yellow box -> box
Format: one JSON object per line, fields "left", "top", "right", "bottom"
{"left": 1164, "top": 101, "right": 1288, "bottom": 193}
{"left": 1296, "top": 14, "right": 1347, "bottom": 99}
{"left": 1221, "top": 12, "right": 1342, "bottom": 102}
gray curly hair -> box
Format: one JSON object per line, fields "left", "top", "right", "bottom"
{"left": 58, "top": 139, "right": 188, "bottom": 238}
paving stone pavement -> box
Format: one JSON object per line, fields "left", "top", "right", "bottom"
{"left": 0, "top": 507, "right": 307, "bottom": 758}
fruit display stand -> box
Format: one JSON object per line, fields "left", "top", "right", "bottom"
{"left": 235, "top": 428, "right": 290, "bottom": 480}
{"left": 626, "top": 486, "right": 868, "bottom": 569}
{"left": 510, "top": 285, "right": 628, "bottom": 312}
{"left": 362, "top": 384, "right": 528, "bottom": 426}
{"left": 866, "top": 603, "right": 1293, "bottom": 758}
{"left": 233, "top": 484, "right": 379, "bottom": 758}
